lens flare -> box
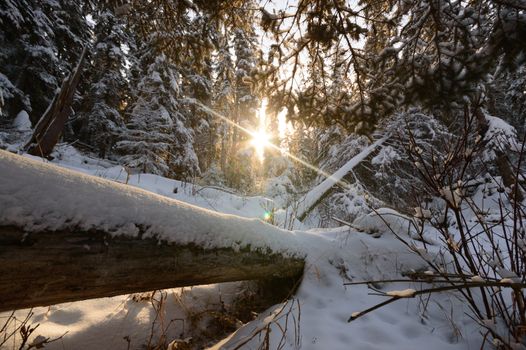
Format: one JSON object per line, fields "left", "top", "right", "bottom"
{"left": 191, "top": 99, "right": 353, "bottom": 191}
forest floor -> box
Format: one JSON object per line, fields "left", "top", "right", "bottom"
{"left": 0, "top": 142, "right": 486, "bottom": 350}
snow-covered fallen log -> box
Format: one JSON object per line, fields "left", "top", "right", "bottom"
{"left": 0, "top": 151, "right": 305, "bottom": 311}
{"left": 295, "top": 135, "right": 389, "bottom": 221}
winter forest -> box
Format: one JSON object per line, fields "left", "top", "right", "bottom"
{"left": 1, "top": 0, "right": 526, "bottom": 349}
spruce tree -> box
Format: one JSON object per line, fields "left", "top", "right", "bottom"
{"left": 76, "top": 9, "right": 129, "bottom": 158}
{"left": 182, "top": 14, "right": 216, "bottom": 174}
{"left": 117, "top": 50, "right": 199, "bottom": 179}
{"left": 50, "top": 0, "right": 90, "bottom": 68}
{"left": 0, "top": 0, "right": 89, "bottom": 124}
{"left": 226, "top": 25, "right": 261, "bottom": 190}
{"left": 213, "top": 32, "right": 236, "bottom": 176}
{"left": 0, "top": 0, "right": 59, "bottom": 123}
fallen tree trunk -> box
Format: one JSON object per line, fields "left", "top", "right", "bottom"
{"left": 0, "top": 151, "right": 306, "bottom": 312}
{"left": 0, "top": 225, "right": 304, "bottom": 312}
{"left": 295, "top": 135, "right": 389, "bottom": 222}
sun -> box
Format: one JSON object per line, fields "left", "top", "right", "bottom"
{"left": 251, "top": 98, "right": 271, "bottom": 162}
{"left": 251, "top": 129, "right": 271, "bottom": 162}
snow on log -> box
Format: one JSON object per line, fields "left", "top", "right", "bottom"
{"left": 295, "top": 136, "right": 389, "bottom": 222}
{"left": 0, "top": 151, "right": 305, "bottom": 311}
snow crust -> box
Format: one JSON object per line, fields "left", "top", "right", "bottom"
{"left": 212, "top": 226, "right": 477, "bottom": 350}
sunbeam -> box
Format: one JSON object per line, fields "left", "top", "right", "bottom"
{"left": 191, "top": 99, "right": 355, "bottom": 191}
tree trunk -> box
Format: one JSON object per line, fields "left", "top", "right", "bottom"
{"left": 295, "top": 135, "right": 389, "bottom": 222}
{"left": 0, "top": 225, "right": 304, "bottom": 312}
{"left": 25, "top": 48, "right": 87, "bottom": 158}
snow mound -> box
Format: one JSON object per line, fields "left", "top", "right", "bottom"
{"left": 12, "top": 110, "right": 31, "bottom": 131}
{"left": 352, "top": 208, "right": 414, "bottom": 237}
{"left": 211, "top": 226, "right": 477, "bottom": 350}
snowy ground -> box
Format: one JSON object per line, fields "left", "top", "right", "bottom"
{"left": 0, "top": 144, "right": 486, "bottom": 349}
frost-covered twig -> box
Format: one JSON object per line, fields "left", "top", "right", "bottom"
{"left": 331, "top": 216, "right": 365, "bottom": 232}
{"left": 349, "top": 280, "right": 526, "bottom": 322}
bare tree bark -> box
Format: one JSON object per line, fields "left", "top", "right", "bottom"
{"left": 0, "top": 225, "right": 304, "bottom": 312}
{"left": 25, "top": 48, "right": 87, "bottom": 158}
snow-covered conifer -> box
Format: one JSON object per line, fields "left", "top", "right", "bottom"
{"left": 117, "top": 50, "right": 199, "bottom": 179}
{"left": 76, "top": 9, "right": 129, "bottom": 158}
